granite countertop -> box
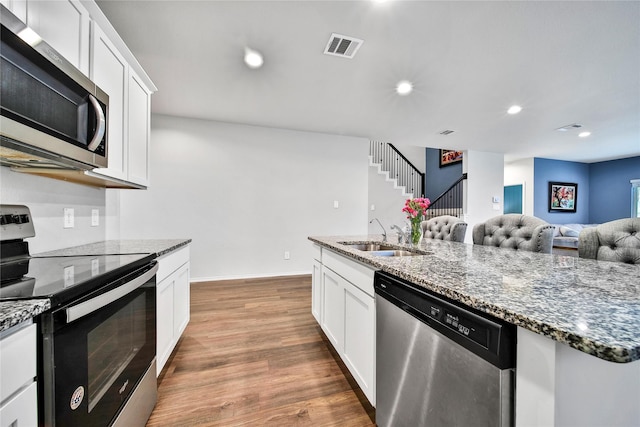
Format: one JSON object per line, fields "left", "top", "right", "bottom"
{"left": 309, "top": 235, "right": 640, "bottom": 363}
{"left": 36, "top": 239, "right": 191, "bottom": 258}
{"left": 0, "top": 299, "right": 50, "bottom": 333}
{"left": 0, "top": 239, "right": 191, "bottom": 332}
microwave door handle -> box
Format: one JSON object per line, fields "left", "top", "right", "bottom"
{"left": 65, "top": 263, "right": 158, "bottom": 323}
{"left": 87, "top": 94, "right": 106, "bottom": 152}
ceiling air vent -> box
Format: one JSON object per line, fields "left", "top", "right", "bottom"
{"left": 324, "top": 33, "right": 363, "bottom": 59}
{"left": 439, "top": 130, "right": 455, "bottom": 135}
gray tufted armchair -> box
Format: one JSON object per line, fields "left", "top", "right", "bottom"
{"left": 421, "top": 215, "right": 467, "bottom": 243}
{"left": 472, "top": 214, "right": 555, "bottom": 253}
{"left": 578, "top": 218, "right": 640, "bottom": 264}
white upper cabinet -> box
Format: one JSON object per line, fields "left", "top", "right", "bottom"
{"left": 127, "top": 69, "right": 151, "bottom": 187}
{"left": 27, "top": 0, "right": 90, "bottom": 74}
{"left": 90, "top": 21, "right": 128, "bottom": 182}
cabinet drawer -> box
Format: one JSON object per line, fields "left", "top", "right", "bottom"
{"left": 157, "top": 245, "right": 190, "bottom": 282}
{"left": 0, "top": 323, "right": 36, "bottom": 404}
{"left": 0, "top": 381, "right": 37, "bottom": 427}
{"left": 323, "top": 250, "right": 376, "bottom": 297}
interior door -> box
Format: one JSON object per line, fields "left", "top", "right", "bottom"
{"left": 504, "top": 185, "right": 523, "bottom": 214}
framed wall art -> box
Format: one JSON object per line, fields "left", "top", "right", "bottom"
{"left": 439, "top": 149, "right": 463, "bottom": 167}
{"left": 548, "top": 182, "right": 578, "bottom": 212}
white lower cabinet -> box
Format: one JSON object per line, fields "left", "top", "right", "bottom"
{"left": 156, "top": 245, "right": 191, "bottom": 376}
{"left": 314, "top": 248, "right": 377, "bottom": 406}
{"left": 0, "top": 322, "right": 37, "bottom": 426}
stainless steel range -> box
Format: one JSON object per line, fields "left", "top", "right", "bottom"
{"left": 0, "top": 205, "right": 158, "bottom": 427}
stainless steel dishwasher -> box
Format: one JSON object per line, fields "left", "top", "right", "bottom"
{"left": 375, "top": 271, "right": 516, "bottom": 427}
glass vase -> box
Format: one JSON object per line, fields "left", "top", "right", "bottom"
{"left": 410, "top": 220, "right": 422, "bottom": 245}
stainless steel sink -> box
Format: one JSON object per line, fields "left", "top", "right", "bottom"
{"left": 346, "top": 243, "right": 398, "bottom": 252}
{"left": 369, "top": 250, "right": 422, "bottom": 257}
{"left": 341, "top": 242, "right": 428, "bottom": 257}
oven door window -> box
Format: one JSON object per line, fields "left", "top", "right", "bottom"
{"left": 52, "top": 285, "right": 155, "bottom": 427}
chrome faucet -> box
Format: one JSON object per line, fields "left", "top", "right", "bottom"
{"left": 370, "top": 218, "right": 387, "bottom": 242}
{"left": 391, "top": 224, "right": 408, "bottom": 244}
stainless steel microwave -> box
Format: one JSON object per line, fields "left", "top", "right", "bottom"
{"left": 0, "top": 5, "right": 108, "bottom": 170}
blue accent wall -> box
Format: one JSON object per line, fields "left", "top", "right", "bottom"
{"left": 425, "top": 148, "right": 463, "bottom": 201}
{"left": 534, "top": 158, "right": 590, "bottom": 223}
{"left": 588, "top": 156, "right": 640, "bottom": 223}
{"left": 533, "top": 156, "right": 640, "bottom": 224}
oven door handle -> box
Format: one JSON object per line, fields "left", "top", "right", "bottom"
{"left": 66, "top": 263, "right": 158, "bottom": 323}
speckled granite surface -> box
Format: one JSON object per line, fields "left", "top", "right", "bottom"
{"left": 0, "top": 239, "right": 191, "bottom": 330}
{"left": 0, "top": 299, "right": 50, "bottom": 332}
{"left": 35, "top": 239, "right": 191, "bottom": 258}
{"left": 309, "top": 235, "right": 640, "bottom": 363}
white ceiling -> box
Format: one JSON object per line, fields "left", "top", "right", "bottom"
{"left": 96, "top": 0, "right": 640, "bottom": 163}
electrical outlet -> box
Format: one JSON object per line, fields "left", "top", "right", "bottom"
{"left": 91, "top": 209, "right": 99, "bottom": 227}
{"left": 64, "top": 265, "right": 74, "bottom": 286}
{"left": 370, "top": 204, "right": 376, "bottom": 211}
{"left": 333, "top": 200, "right": 339, "bottom": 209}
{"left": 284, "top": 251, "right": 290, "bottom": 260}
{"left": 63, "top": 208, "right": 74, "bottom": 228}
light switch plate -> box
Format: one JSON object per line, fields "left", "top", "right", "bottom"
{"left": 63, "top": 208, "right": 74, "bottom": 228}
{"left": 91, "top": 209, "right": 99, "bottom": 226}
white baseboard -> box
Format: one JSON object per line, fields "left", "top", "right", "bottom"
{"left": 190, "top": 270, "right": 312, "bottom": 283}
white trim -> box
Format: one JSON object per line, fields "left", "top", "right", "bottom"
{"left": 190, "top": 271, "right": 311, "bottom": 283}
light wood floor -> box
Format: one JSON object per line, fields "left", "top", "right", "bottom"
{"left": 146, "top": 275, "right": 376, "bottom": 426}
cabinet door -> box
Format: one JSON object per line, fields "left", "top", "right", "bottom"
{"left": 127, "top": 69, "right": 151, "bottom": 186}
{"left": 27, "top": 0, "right": 89, "bottom": 74}
{"left": 0, "top": 381, "right": 37, "bottom": 427}
{"left": 156, "top": 275, "right": 174, "bottom": 376}
{"left": 311, "top": 259, "right": 322, "bottom": 323}
{"left": 320, "top": 267, "right": 345, "bottom": 352}
{"left": 343, "top": 282, "right": 376, "bottom": 405}
{"left": 90, "top": 22, "right": 128, "bottom": 181}
{"left": 0, "top": 323, "right": 36, "bottom": 403}
{"left": 173, "top": 262, "right": 190, "bottom": 340}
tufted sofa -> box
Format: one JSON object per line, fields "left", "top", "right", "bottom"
{"left": 578, "top": 218, "right": 640, "bottom": 264}
{"left": 472, "top": 214, "right": 555, "bottom": 253}
{"left": 421, "top": 215, "right": 467, "bottom": 243}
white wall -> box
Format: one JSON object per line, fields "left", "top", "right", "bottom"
{"left": 463, "top": 150, "right": 505, "bottom": 243}
{"left": 367, "top": 164, "right": 410, "bottom": 238}
{"left": 505, "top": 158, "right": 534, "bottom": 216}
{"left": 0, "top": 167, "right": 107, "bottom": 253}
{"left": 115, "top": 115, "right": 370, "bottom": 281}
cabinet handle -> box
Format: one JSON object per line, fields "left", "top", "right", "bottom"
{"left": 87, "top": 94, "right": 106, "bottom": 152}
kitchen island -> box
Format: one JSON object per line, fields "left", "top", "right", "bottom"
{"left": 309, "top": 235, "right": 640, "bottom": 427}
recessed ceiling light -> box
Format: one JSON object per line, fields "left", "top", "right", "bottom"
{"left": 396, "top": 80, "right": 413, "bottom": 96}
{"left": 507, "top": 105, "right": 522, "bottom": 115}
{"left": 244, "top": 47, "right": 264, "bottom": 69}
{"left": 578, "top": 131, "right": 591, "bottom": 138}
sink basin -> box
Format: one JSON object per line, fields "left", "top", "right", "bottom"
{"left": 369, "top": 250, "right": 422, "bottom": 257}
{"left": 341, "top": 242, "right": 428, "bottom": 257}
{"left": 346, "top": 243, "right": 397, "bottom": 252}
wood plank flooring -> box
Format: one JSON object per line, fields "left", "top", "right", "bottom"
{"left": 146, "top": 275, "right": 376, "bottom": 426}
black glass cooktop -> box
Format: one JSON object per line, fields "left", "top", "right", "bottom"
{"left": 0, "top": 253, "right": 154, "bottom": 306}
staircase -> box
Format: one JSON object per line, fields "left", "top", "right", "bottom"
{"left": 369, "top": 141, "right": 424, "bottom": 199}
{"left": 424, "top": 173, "right": 466, "bottom": 219}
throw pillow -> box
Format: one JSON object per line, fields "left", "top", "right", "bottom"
{"left": 559, "top": 226, "right": 579, "bottom": 237}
